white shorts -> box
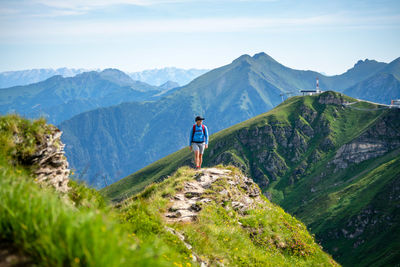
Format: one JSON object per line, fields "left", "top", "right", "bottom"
{"left": 192, "top": 142, "right": 205, "bottom": 154}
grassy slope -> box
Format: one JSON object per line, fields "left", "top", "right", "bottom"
{"left": 120, "top": 166, "right": 338, "bottom": 266}
{"left": 103, "top": 91, "right": 400, "bottom": 266}
{"left": 0, "top": 114, "right": 337, "bottom": 266}
{"left": 0, "top": 115, "right": 193, "bottom": 266}
{"left": 302, "top": 154, "right": 400, "bottom": 267}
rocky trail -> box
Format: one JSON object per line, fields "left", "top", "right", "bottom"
{"left": 165, "top": 167, "right": 262, "bottom": 223}
{"left": 163, "top": 167, "right": 265, "bottom": 266}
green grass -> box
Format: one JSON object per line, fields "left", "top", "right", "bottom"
{"left": 0, "top": 159, "right": 179, "bottom": 266}
{"left": 0, "top": 114, "right": 53, "bottom": 165}
{"left": 297, "top": 154, "right": 400, "bottom": 266}
{"left": 0, "top": 114, "right": 193, "bottom": 266}
{"left": 102, "top": 148, "right": 193, "bottom": 202}
{"left": 119, "top": 166, "right": 338, "bottom": 267}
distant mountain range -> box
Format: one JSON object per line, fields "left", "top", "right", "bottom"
{"left": 0, "top": 68, "right": 90, "bottom": 88}
{"left": 0, "top": 69, "right": 163, "bottom": 124}
{"left": 0, "top": 67, "right": 208, "bottom": 88}
{"left": 102, "top": 91, "right": 400, "bottom": 267}
{"left": 59, "top": 52, "right": 400, "bottom": 188}
{"left": 128, "top": 67, "right": 209, "bottom": 86}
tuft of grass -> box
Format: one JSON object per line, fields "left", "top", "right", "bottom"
{"left": 0, "top": 159, "right": 174, "bottom": 266}
{"left": 0, "top": 114, "right": 52, "bottom": 166}
{"left": 67, "top": 179, "right": 107, "bottom": 209}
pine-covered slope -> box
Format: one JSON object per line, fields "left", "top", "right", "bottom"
{"left": 103, "top": 91, "right": 400, "bottom": 266}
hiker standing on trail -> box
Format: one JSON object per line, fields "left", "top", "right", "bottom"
{"left": 189, "top": 116, "right": 209, "bottom": 169}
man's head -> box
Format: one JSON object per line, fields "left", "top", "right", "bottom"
{"left": 195, "top": 116, "right": 204, "bottom": 125}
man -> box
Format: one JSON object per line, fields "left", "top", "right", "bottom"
{"left": 189, "top": 116, "right": 209, "bottom": 169}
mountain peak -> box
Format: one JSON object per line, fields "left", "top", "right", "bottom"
{"left": 46, "top": 74, "right": 64, "bottom": 81}
{"left": 232, "top": 52, "right": 278, "bottom": 64}
{"left": 252, "top": 52, "right": 277, "bottom": 62}
{"left": 159, "top": 80, "right": 180, "bottom": 90}
{"left": 353, "top": 58, "right": 378, "bottom": 68}
{"left": 233, "top": 54, "right": 252, "bottom": 63}
{"left": 101, "top": 68, "right": 127, "bottom": 76}
{"left": 99, "top": 68, "right": 135, "bottom": 86}
{"left": 388, "top": 56, "right": 400, "bottom": 66}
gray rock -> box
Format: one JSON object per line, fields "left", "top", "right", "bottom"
{"left": 32, "top": 129, "right": 70, "bottom": 193}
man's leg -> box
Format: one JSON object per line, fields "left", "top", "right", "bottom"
{"left": 199, "top": 153, "right": 203, "bottom": 168}
{"left": 198, "top": 143, "right": 205, "bottom": 168}
{"left": 194, "top": 151, "right": 200, "bottom": 168}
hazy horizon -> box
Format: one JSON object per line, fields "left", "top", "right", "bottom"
{"left": 1, "top": 0, "right": 399, "bottom": 75}
{"left": 0, "top": 54, "right": 398, "bottom": 78}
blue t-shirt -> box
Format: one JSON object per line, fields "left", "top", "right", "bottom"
{"left": 189, "top": 124, "right": 209, "bottom": 145}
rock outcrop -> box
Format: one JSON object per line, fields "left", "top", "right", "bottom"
{"left": 331, "top": 111, "right": 400, "bottom": 172}
{"left": 32, "top": 128, "right": 70, "bottom": 192}
{"left": 165, "top": 168, "right": 262, "bottom": 223}
{"left": 318, "top": 92, "right": 347, "bottom": 105}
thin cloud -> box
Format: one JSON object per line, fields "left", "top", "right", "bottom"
{"left": 0, "top": 16, "right": 333, "bottom": 39}
{"left": 1, "top": 14, "right": 399, "bottom": 44}
{"left": 34, "top": 0, "right": 173, "bottom": 9}
{"left": 33, "top": 0, "right": 273, "bottom": 10}
{"left": 1, "top": 0, "right": 278, "bottom": 17}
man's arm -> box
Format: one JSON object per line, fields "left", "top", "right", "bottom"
{"left": 189, "top": 127, "right": 193, "bottom": 148}
{"left": 205, "top": 125, "right": 209, "bottom": 148}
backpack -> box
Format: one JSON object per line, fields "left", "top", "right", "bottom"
{"left": 192, "top": 124, "right": 205, "bottom": 142}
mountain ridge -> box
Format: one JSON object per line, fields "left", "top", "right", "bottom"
{"left": 0, "top": 67, "right": 209, "bottom": 88}
{"left": 102, "top": 91, "right": 400, "bottom": 266}
{"left": 60, "top": 52, "right": 399, "bottom": 187}
{"left": 0, "top": 70, "right": 162, "bottom": 124}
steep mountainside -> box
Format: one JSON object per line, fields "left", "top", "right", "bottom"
{"left": 58, "top": 54, "right": 277, "bottom": 186}
{"left": 103, "top": 91, "right": 400, "bottom": 266}
{"left": 60, "top": 53, "right": 294, "bottom": 187}
{"left": 0, "top": 69, "right": 161, "bottom": 124}
{"left": 60, "top": 53, "right": 398, "bottom": 188}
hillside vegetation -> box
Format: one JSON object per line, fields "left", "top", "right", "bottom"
{"left": 0, "top": 114, "right": 338, "bottom": 266}
{"left": 103, "top": 91, "right": 400, "bottom": 266}
{"left": 117, "top": 166, "right": 338, "bottom": 266}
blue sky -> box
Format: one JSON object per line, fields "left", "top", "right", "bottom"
{"left": 0, "top": 0, "right": 399, "bottom": 74}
